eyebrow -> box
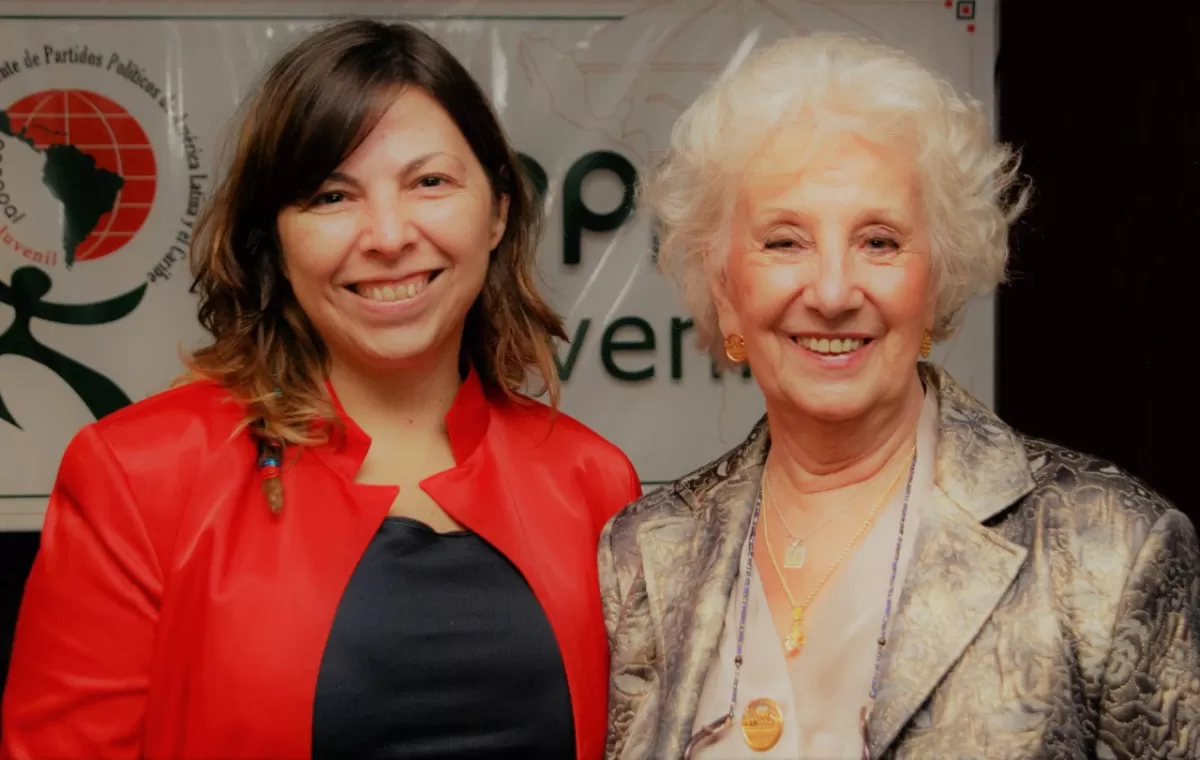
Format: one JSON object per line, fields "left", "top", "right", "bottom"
{"left": 400, "top": 151, "right": 451, "bottom": 174}
{"left": 323, "top": 152, "right": 453, "bottom": 187}
{"left": 752, "top": 207, "right": 913, "bottom": 235}
{"left": 854, "top": 208, "right": 912, "bottom": 231}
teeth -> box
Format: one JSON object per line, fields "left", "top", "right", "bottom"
{"left": 798, "top": 336, "right": 863, "bottom": 355}
{"left": 360, "top": 277, "right": 428, "bottom": 303}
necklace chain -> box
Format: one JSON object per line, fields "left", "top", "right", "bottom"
{"left": 762, "top": 449, "right": 911, "bottom": 613}
{"left": 765, "top": 487, "right": 842, "bottom": 542}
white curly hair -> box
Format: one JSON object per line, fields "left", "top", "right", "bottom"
{"left": 645, "top": 32, "right": 1030, "bottom": 356}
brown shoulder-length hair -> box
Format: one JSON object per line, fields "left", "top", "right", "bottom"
{"left": 186, "top": 19, "right": 565, "bottom": 447}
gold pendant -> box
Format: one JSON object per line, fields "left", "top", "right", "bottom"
{"left": 783, "top": 607, "right": 805, "bottom": 658}
{"left": 782, "top": 538, "right": 807, "bottom": 569}
{"left": 741, "top": 698, "right": 784, "bottom": 751}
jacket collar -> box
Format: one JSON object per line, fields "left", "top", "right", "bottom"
{"left": 313, "top": 365, "right": 492, "bottom": 480}
{"left": 920, "top": 364, "right": 1036, "bottom": 522}
{"left": 674, "top": 364, "right": 1036, "bottom": 519}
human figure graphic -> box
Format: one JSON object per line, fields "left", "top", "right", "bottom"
{"left": 0, "top": 266, "right": 146, "bottom": 428}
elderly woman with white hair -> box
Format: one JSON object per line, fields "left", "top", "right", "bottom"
{"left": 600, "top": 33, "right": 1200, "bottom": 760}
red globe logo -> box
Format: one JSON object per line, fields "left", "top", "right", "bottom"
{"left": 4, "top": 89, "right": 156, "bottom": 262}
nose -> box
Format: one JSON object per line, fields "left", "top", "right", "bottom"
{"left": 361, "top": 194, "right": 418, "bottom": 258}
{"left": 802, "top": 239, "right": 864, "bottom": 318}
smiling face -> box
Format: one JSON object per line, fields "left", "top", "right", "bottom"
{"left": 714, "top": 128, "right": 934, "bottom": 423}
{"left": 276, "top": 87, "right": 508, "bottom": 375}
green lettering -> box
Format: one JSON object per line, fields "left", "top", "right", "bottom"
{"left": 670, "top": 316, "right": 693, "bottom": 380}
{"left": 563, "top": 150, "right": 637, "bottom": 266}
{"left": 554, "top": 318, "right": 591, "bottom": 381}
{"left": 601, "top": 316, "right": 655, "bottom": 382}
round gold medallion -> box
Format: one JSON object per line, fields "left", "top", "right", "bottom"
{"left": 740, "top": 698, "right": 784, "bottom": 752}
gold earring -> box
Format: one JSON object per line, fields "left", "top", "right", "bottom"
{"left": 920, "top": 330, "right": 932, "bottom": 359}
{"left": 724, "top": 333, "right": 747, "bottom": 363}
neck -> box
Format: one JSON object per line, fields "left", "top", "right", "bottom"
{"left": 328, "top": 348, "right": 463, "bottom": 440}
{"left": 765, "top": 369, "right": 925, "bottom": 499}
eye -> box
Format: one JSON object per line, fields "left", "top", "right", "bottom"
{"left": 865, "top": 236, "right": 899, "bottom": 251}
{"left": 764, "top": 238, "right": 800, "bottom": 250}
{"left": 418, "top": 175, "right": 447, "bottom": 188}
{"left": 310, "top": 191, "right": 346, "bottom": 206}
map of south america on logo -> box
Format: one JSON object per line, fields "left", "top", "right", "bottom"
{"left": 0, "top": 89, "right": 157, "bottom": 267}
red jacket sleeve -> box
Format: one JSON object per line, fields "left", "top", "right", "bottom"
{"left": 622, "top": 456, "right": 642, "bottom": 505}
{"left": 592, "top": 454, "right": 641, "bottom": 535}
{"left": 1, "top": 425, "right": 164, "bottom": 759}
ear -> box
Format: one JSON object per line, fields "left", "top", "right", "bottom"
{"left": 278, "top": 244, "right": 291, "bottom": 281}
{"left": 271, "top": 218, "right": 291, "bottom": 280}
{"left": 921, "top": 255, "right": 939, "bottom": 331}
{"left": 489, "top": 193, "right": 510, "bottom": 251}
{"left": 708, "top": 250, "right": 742, "bottom": 339}
{"left": 922, "top": 285, "right": 939, "bottom": 336}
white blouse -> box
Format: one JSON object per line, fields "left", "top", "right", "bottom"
{"left": 689, "top": 390, "right": 939, "bottom": 759}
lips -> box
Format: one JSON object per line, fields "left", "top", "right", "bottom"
{"left": 347, "top": 270, "right": 441, "bottom": 303}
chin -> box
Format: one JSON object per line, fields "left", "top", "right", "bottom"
{"left": 340, "top": 333, "right": 447, "bottom": 372}
{"left": 798, "top": 400, "right": 873, "bottom": 423}
{"left": 784, "top": 384, "right": 876, "bottom": 423}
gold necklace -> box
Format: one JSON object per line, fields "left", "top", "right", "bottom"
{"left": 765, "top": 487, "right": 844, "bottom": 570}
{"left": 761, "top": 445, "right": 915, "bottom": 658}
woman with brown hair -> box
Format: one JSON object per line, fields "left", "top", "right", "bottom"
{"left": 1, "top": 19, "right": 639, "bottom": 760}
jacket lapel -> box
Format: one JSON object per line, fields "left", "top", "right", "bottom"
{"left": 866, "top": 486, "right": 1028, "bottom": 754}
{"left": 640, "top": 423, "right": 769, "bottom": 760}
{"left": 867, "top": 365, "right": 1037, "bottom": 755}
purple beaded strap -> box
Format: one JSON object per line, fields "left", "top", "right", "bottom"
{"left": 860, "top": 448, "right": 918, "bottom": 758}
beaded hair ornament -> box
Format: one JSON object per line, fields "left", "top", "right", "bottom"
{"left": 254, "top": 386, "right": 285, "bottom": 514}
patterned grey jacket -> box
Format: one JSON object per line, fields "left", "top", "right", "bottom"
{"left": 600, "top": 364, "right": 1199, "bottom": 760}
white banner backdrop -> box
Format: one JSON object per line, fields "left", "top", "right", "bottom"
{"left": 0, "top": 0, "right": 996, "bottom": 530}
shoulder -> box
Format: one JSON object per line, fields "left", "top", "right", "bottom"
{"left": 61, "top": 380, "right": 248, "bottom": 508}
{"left": 491, "top": 393, "right": 642, "bottom": 523}
{"left": 601, "top": 441, "right": 740, "bottom": 566}
{"left": 601, "top": 483, "right": 686, "bottom": 559}
{"left": 1022, "top": 435, "right": 1180, "bottom": 534}
{"left": 51, "top": 381, "right": 250, "bottom": 567}
{"left": 605, "top": 416, "right": 768, "bottom": 544}
{"left": 927, "top": 364, "right": 1190, "bottom": 560}
{"left": 85, "top": 379, "right": 246, "bottom": 460}
{"left": 1016, "top": 434, "right": 1194, "bottom": 574}
{"left": 492, "top": 392, "right": 633, "bottom": 472}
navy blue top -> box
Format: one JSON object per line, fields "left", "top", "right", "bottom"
{"left": 312, "top": 517, "right": 575, "bottom": 759}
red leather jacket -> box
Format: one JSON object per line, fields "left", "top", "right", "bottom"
{"left": 1, "top": 369, "right": 640, "bottom": 759}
